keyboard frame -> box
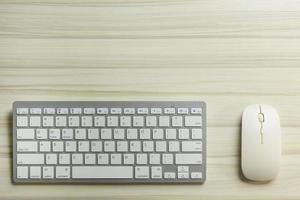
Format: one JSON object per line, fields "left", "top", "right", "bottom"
{"left": 13, "top": 101, "right": 206, "bottom": 184}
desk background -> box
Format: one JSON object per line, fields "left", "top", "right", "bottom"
{"left": 1, "top": 0, "right": 300, "bottom": 199}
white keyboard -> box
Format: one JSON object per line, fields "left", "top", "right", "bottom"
{"left": 13, "top": 101, "right": 206, "bottom": 183}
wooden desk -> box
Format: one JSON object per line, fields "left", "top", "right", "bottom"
{"left": 1, "top": 0, "right": 300, "bottom": 199}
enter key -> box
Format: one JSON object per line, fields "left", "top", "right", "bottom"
{"left": 182, "top": 141, "right": 202, "bottom": 152}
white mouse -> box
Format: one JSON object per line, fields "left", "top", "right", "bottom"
{"left": 241, "top": 104, "right": 281, "bottom": 182}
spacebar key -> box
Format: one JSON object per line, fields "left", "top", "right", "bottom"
{"left": 72, "top": 166, "right": 133, "bottom": 179}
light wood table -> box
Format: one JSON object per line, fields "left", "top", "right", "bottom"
{"left": 1, "top": 0, "right": 300, "bottom": 199}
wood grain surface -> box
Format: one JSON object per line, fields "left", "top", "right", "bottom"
{"left": 1, "top": 0, "right": 300, "bottom": 199}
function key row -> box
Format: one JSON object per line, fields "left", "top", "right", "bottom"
{"left": 17, "top": 107, "right": 203, "bottom": 115}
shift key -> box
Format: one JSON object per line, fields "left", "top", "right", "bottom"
{"left": 176, "top": 153, "right": 202, "bottom": 164}
{"left": 17, "top": 154, "right": 44, "bottom": 164}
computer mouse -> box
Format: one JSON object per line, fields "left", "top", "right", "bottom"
{"left": 241, "top": 104, "right": 281, "bottom": 182}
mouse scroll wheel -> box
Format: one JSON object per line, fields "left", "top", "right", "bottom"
{"left": 258, "top": 113, "right": 265, "bottom": 122}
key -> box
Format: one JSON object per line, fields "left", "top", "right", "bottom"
{"left": 117, "top": 141, "right": 128, "bottom": 152}
{"left": 123, "top": 154, "right": 134, "bottom": 164}
{"left": 146, "top": 116, "right": 157, "bottom": 127}
{"left": 84, "top": 108, "right": 95, "bottom": 114}
{"left": 110, "top": 108, "right": 122, "bottom": 114}
{"left": 91, "top": 141, "right": 102, "bottom": 152}
{"left": 169, "top": 141, "right": 180, "bottom": 152}
{"left": 29, "top": 116, "right": 41, "bottom": 127}
{"left": 192, "top": 129, "right": 202, "bottom": 139}
{"left": 56, "top": 166, "right": 70, "bottom": 179}
{"left": 17, "top": 141, "right": 37, "bottom": 152}
{"left": 88, "top": 129, "right": 99, "bottom": 139}
{"left": 72, "top": 166, "right": 133, "bottom": 179}
{"left": 94, "top": 116, "right": 105, "bottom": 127}
{"left": 179, "top": 129, "right": 189, "bottom": 139}
{"left": 49, "top": 129, "right": 60, "bottom": 139}
{"left": 155, "top": 141, "right": 167, "bottom": 152}
{"left": 52, "top": 141, "right": 64, "bottom": 152}
{"left": 135, "top": 166, "right": 149, "bottom": 179}
{"left": 40, "top": 141, "right": 51, "bottom": 152}
{"left": 153, "top": 129, "right": 163, "bottom": 139}
{"left": 114, "top": 128, "right": 125, "bottom": 139}
{"left": 59, "top": 153, "right": 70, "bottom": 164}
{"left": 143, "top": 141, "right": 154, "bottom": 152}
{"left": 133, "top": 116, "right": 144, "bottom": 127}
{"left": 130, "top": 141, "right": 141, "bottom": 152}
{"left": 81, "top": 116, "right": 93, "bottom": 127}
{"left": 46, "top": 154, "right": 57, "bottom": 164}
{"left": 110, "top": 154, "right": 121, "bottom": 165}
{"left": 63, "top": 142, "right": 75, "bottom": 153}
{"left": 178, "top": 173, "right": 189, "bottom": 179}
{"left": 149, "top": 154, "right": 160, "bottom": 164}
{"left": 85, "top": 153, "right": 96, "bottom": 164}
{"left": 191, "top": 172, "right": 202, "bottom": 179}
{"left": 137, "top": 153, "right": 147, "bottom": 164}
{"left": 62, "top": 129, "right": 73, "bottom": 139}
{"left": 185, "top": 116, "right": 202, "bottom": 127}
{"left": 191, "top": 108, "right": 202, "bottom": 114}
{"left": 120, "top": 116, "right": 131, "bottom": 127}
{"left": 30, "top": 108, "right": 42, "bottom": 114}
{"left": 30, "top": 166, "right": 41, "bottom": 179}
{"left": 150, "top": 108, "right": 162, "bottom": 114}
{"left": 107, "top": 116, "right": 118, "bottom": 127}
{"left": 44, "top": 108, "right": 55, "bottom": 114}
{"left": 104, "top": 141, "right": 115, "bottom": 152}
{"left": 78, "top": 141, "right": 89, "bottom": 152}
{"left": 17, "top": 129, "right": 34, "bottom": 139}
{"left": 43, "top": 166, "right": 54, "bottom": 179}
{"left": 70, "top": 108, "right": 81, "bottom": 114}
{"left": 178, "top": 166, "right": 189, "bottom": 173}
{"left": 17, "top": 108, "right": 28, "bottom": 114}
{"left": 175, "top": 154, "right": 202, "bottom": 164}
{"left": 57, "top": 108, "right": 68, "bottom": 115}
{"left": 17, "top": 154, "right": 44, "bottom": 164}
{"left": 42, "top": 116, "right": 54, "bottom": 127}
{"left": 127, "top": 129, "right": 138, "bottom": 139}
{"left": 162, "top": 154, "right": 173, "bottom": 164}
{"left": 97, "top": 108, "right": 108, "bottom": 114}
{"left": 159, "top": 116, "right": 170, "bottom": 127}
{"left": 97, "top": 154, "right": 109, "bottom": 164}
{"left": 124, "top": 108, "right": 135, "bottom": 114}
{"left": 101, "top": 129, "right": 112, "bottom": 139}
{"left": 137, "top": 108, "right": 148, "bottom": 114}
{"left": 165, "top": 129, "right": 176, "bottom": 139}
{"left": 56, "top": 116, "right": 67, "bottom": 127}
{"left": 72, "top": 154, "right": 83, "bottom": 164}
{"left": 75, "top": 129, "right": 86, "bottom": 139}
{"left": 164, "top": 108, "right": 175, "bottom": 114}
{"left": 36, "top": 129, "right": 47, "bottom": 139}
{"left": 17, "top": 166, "right": 28, "bottom": 179}
{"left": 172, "top": 116, "right": 182, "bottom": 127}
{"left": 68, "top": 116, "right": 80, "bottom": 127}
{"left": 17, "top": 116, "right": 28, "bottom": 127}
{"left": 178, "top": 108, "right": 189, "bottom": 114}
{"left": 140, "top": 129, "right": 150, "bottom": 139}
{"left": 151, "top": 166, "right": 162, "bottom": 179}
{"left": 182, "top": 141, "right": 202, "bottom": 152}
{"left": 164, "top": 172, "right": 175, "bottom": 179}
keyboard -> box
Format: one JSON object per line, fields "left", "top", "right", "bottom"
{"left": 13, "top": 101, "right": 206, "bottom": 183}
